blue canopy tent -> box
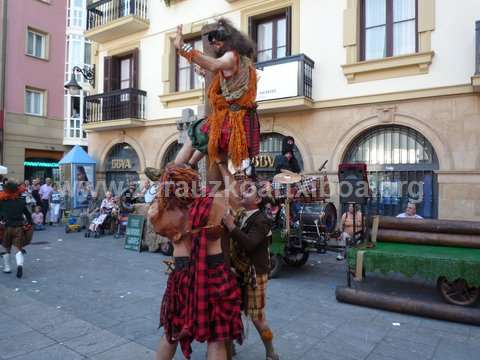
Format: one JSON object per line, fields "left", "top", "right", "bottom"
{"left": 59, "top": 146, "right": 96, "bottom": 209}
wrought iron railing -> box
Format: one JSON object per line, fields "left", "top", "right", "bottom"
{"left": 86, "top": 0, "right": 148, "bottom": 30}
{"left": 256, "top": 54, "right": 315, "bottom": 100}
{"left": 84, "top": 88, "right": 146, "bottom": 123}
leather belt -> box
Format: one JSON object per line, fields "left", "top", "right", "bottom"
{"left": 228, "top": 103, "right": 256, "bottom": 112}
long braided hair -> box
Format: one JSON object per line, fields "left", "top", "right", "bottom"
{"left": 155, "top": 164, "right": 200, "bottom": 215}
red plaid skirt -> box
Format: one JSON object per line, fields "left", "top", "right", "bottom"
{"left": 206, "top": 261, "right": 244, "bottom": 344}
{"left": 200, "top": 109, "right": 260, "bottom": 158}
{"left": 160, "top": 267, "right": 191, "bottom": 352}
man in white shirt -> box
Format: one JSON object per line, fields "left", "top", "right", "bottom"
{"left": 39, "top": 178, "right": 53, "bottom": 225}
{"left": 397, "top": 202, "right": 423, "bottom": 219}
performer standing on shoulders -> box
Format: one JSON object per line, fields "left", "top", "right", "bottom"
{"left": 0, "top": 181, "right": 33, "bottom": 278}
{"left": 145, "top": 18, "right": 260, "bottom": 181}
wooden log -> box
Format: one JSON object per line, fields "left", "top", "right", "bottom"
{"left": 336, "top": 287, "right": 480, "bottom": 326}
{"left": 377, "top": 228, "right": 480, "bottom": 249}
{"left": 377, "top": 216, "right": 480, "bottom": 235}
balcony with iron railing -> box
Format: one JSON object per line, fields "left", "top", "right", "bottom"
{"left": 83, "top": 88, "right": 147, "bottom": 131}
{"left": 85, "top": 0, "right": 149, "bottom": 43}
{"left": 255, "top": 54, "right": 315, "bottom": 113}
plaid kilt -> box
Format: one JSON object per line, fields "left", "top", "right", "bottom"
{"left": 197, "top": 108, "right": 260, "bottom": 158}
{"left": 159, "top": 267, "right": 191, "bottom": 354}
{"left": 2, "top": 226, "right": 27, "bottom": 249}
{"left": 244, "top": 274, "right": 268, "bottom": 321}
{"left": 206, "top": 262, "right": 243, "bottom": 343}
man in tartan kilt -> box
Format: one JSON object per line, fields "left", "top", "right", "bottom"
{"left": 150, "top": 164, "right": 243, "bottom": 360}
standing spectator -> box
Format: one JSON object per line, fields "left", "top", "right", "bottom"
{"left": 31, "top": 179, "right": 41, "bottom": 209}
{"left": 49, "top": 184, "right": 62, "bottom": 225}
{"left": 397, "top": 202, "right": 423, "bottom": 219}
{"left": 24, "top": 180, "right": 32, "bottom": 193}
{"left": 39, "top": 178, "right": 53, "bottom": 225}
{"left": 32, "top": 206, "right": 45, "bottom": 231}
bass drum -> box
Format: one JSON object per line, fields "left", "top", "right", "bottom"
{"left": 299, "top": 202, "right": 337, "bottom": 234}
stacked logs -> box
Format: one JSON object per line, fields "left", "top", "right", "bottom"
{"left": 375, "top": 216, "right": 480, "bottom": 249}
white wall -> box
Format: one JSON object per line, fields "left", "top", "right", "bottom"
{"left": 96, "top": 0, "right": 480, "bottom": 121}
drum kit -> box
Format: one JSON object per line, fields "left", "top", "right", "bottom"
{"left": 269, "top": 164, "right": 342, "bottom": 277}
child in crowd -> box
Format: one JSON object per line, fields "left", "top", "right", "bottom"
{"left": 32, "top": 206, "right": 45, "bottom": 231}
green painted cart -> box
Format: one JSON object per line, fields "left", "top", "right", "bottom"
{"left": 347, "top": 242, "right": 480, "bottom": 306}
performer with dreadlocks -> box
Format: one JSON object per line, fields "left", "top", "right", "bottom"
{"left": 149, "top": 164, "right": 243, "bottom": 360}
{"left": 145, "top": 18, "right": 260, "bottom": 181}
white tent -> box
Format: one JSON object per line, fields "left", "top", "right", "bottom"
{"left": 0, "top": 165, "right": 7, "bottom": 175}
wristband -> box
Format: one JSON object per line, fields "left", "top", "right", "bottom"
{"left": 178, "top": 48, "right": 203, "bottom": 64}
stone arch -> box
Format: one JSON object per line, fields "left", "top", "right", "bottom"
{"left": 330, "top": 112, "right": 453, "bottom": 171}
{"left": 154, "top": 133, "right": 180, "bottom": 169}
{"left": 98, "top": 135, "right": 147, "bottom": 174}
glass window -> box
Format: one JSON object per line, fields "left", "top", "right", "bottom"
{"left": 84, "top": 42, "right": 92, "bottom": 65}
{"left": 25, "top": 88, "right": 45, "bottom": 116}
{"left": 176, "top": 38, "right": 204, "bottom": 92}
{"left": 362, "top": 0, "right": 417, "bottom": 61}
{"left": 255, "top": 13, "right": 289, "bottom": 62}
{"left": 121, "top": 58, "right": 131, "bottom": 89}
{"left": 27, "top": 29, "right": 47, "bottom": 59}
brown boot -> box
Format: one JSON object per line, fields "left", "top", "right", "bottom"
{"left": 145, "top": 167, "right": 163, "bottom": 181}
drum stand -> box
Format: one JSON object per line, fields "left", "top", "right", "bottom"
{"left": 345, "top": 201, "right": 365, "bottom": 288}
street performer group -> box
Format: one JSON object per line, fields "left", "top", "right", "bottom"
{"left": 148, "top": 18, "right": 279, "bottom": 360}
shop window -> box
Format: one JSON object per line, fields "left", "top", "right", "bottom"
{"left": 344, "top": 125, "right": 438, "bottom": 218}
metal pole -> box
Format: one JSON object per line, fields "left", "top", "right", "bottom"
{"left": 0, "top": 0, "right": 8, "bottom": 164}
{"left": 476, "top": 20, "right": 480, "bottom": 75}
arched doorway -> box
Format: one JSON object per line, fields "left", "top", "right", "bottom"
{"left": 105, "top": 143, "right": 140, "bottom": 194}
{"left": 343, "top": 125, "right": 439, "bottom": 218}
{"left": 255, "top": 133, "right": 304, "bottom": 179}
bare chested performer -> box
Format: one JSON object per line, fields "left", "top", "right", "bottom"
{"left": 149, "top": 164, "right": 243, "bottom": 360}
{"left": 145, "top": 18, "right": 260, "bottom": 181}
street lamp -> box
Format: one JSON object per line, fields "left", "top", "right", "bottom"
{"left": 64, "top": 65, "right": 96, "bottom": 93}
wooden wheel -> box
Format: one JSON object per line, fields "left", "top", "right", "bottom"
{"left": 283, "top": 251, "right": 310, "bottom": 267}
{"left": 437, "top": 277, "right": 480, "bottom": 306}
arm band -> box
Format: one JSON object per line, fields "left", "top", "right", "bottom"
{"left": 178, "top": 48, "right": 203, "bottom": 64}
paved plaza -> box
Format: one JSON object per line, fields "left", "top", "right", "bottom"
{"left": 0, "top": 226, "right": 479, "bottom": 360}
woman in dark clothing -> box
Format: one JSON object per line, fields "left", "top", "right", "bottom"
{"left": 0, "top": 181, "right": 33, "bottom": 278}
{"left": 273, "top": 136, "right": 301, "bottom": 175}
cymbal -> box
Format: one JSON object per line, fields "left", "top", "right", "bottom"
{"left": 273, "top": 170, "right": 302, "bottom": 184}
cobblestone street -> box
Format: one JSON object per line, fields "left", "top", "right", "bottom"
{"left": 0, "top": 226, "right": 479, "bottom": 360}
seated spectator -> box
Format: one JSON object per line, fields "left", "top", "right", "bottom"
{"left": 122, "top": 183, "right": 138, "bottom": 205}
{"left": 397, "top": 202, "right": 423, "bottom": 219}
{"left": 338, "top": 204, "right": 363, "bottom": 261}
{"left": 32, "top": 206, "right": 45, "bottom": 231}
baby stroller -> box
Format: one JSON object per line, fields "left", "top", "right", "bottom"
{"left": 85, "top": 207, "right": 114, "bottom": 238}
